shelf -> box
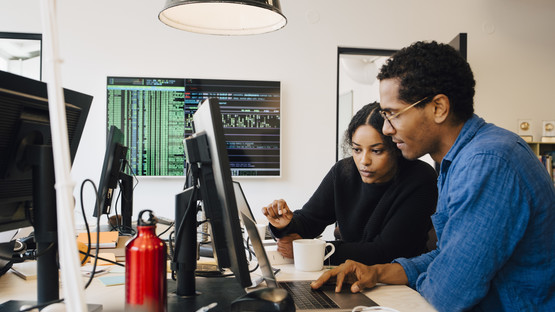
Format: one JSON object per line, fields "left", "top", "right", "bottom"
{"left": 526, "top": 142, "right": 555, "bottom": 156}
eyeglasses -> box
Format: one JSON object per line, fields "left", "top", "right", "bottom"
{"left": 379, "top": 96, "right": 429, "bottom": 128}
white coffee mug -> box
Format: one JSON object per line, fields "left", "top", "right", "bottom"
{"left": 292, "top": 239, "right": 335, "bottom": 272}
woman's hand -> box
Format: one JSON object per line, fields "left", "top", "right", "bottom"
{"left": 276, "top": 233, "right": 302, "bottom": 258}
{"left": 262, "top": 199, "right": 294, "bottom": 229}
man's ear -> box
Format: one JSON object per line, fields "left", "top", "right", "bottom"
{"left": 431, "top": 94, "right": 450, "bottom": 124}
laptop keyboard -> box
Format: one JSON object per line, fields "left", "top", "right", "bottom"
{"left": 278, "top": 281, "right": 339, "bottom": 310}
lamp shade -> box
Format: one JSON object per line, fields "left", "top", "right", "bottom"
{"left": 159, "top": 0, "right": 287, "bottom": 35}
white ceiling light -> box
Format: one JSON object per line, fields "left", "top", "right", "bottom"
{"left": 159, "top": 0, "right": 287, "bottom": 35}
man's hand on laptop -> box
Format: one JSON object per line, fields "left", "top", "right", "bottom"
{"left": 276, "top": 233, "right": 302, "bottom": 258}
{"left": 310, "top": 260, "right": 408, "bottom": 293}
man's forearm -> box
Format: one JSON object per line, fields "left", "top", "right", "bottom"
{"left": 375, "top": 263, "right": 409, "bottom": 285}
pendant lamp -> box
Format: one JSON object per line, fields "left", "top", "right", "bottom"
{"left": 159, "top": 0, "right": 287, "bottom": 35}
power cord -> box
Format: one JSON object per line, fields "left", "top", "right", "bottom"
{"left": 351, "top": 306, "right": 400, "bottom": 312}
{"left": 79, "top": 179, "right": 103, "bottom": 289}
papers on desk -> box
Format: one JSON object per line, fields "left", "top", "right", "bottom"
{"left": 0, "top": 230, "right": 18, "bottom": 244}
{"left": 77, "top": 231, "right": 119, "bottom": 248}
{"left": 96, "top": 265, "right": 125, "bottom": 286}
{"left": 264, "top": 246, "right": 294, "bottom": 265}
{"left": 98, "top": 275, "right": 125, "bottom": 286}
{"left": 10, "top": 262, "right": 37, "bottom": 280}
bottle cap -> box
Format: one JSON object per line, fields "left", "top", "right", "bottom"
{"left": 137, "top": 209, "right": 156, "bottom": 226}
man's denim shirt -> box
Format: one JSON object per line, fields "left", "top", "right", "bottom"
{"left": 395, "top": 115, "right": 555, "bottom": 312}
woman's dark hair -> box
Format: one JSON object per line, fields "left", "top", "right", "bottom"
{"left": 377, "top": 41, "right": 476, "bottom": 122}
{"left": 342, "top": 102, "right": 399, "bottom": 157}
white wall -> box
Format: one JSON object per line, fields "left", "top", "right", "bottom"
{"left": 2, "top": 0, "right": 554, "bottom": 237}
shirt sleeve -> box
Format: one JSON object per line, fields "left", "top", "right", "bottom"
{"left": 412, "top": 153, "right": 530, "bottom": 311}
{"left": 394, "top": 250, "right": 439, "bottom": 288}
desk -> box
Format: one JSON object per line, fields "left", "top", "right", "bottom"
{"left": 256, "top": 264, "right": 436, "bottom": 312}
{"left": 0, "top": 262, "right": 436, "bottom": 312}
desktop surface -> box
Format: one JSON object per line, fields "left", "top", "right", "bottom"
{"left": 0, "top": 261, "right": 437, "bottom": 312}
{"left": 0, "top": 223, "right": 437, "bottom": 311}
{"left": 167, "top": 277, "right": 246, "bottom": 311}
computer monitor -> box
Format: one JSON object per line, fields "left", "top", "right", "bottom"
{"left": 172, "top": 98, "right": 251, "bottom": 302}
{"left": 94, "top": 125, "right": 133, "bottom": 233}
{"left": 0, "top": 70, "right": 91, "bottom": 306}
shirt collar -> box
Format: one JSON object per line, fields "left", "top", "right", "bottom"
{"left": 440, "top": 114, "right": 486, "bottom": 170}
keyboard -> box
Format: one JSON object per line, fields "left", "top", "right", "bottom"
{"left": 278, "top": 281, "right": 339, "bottom": 310}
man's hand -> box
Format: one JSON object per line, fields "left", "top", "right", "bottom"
{"left": 262, "top": 199, "right": 294, "bottom": 229}
{"left": 276, "top": 233, "right": 302, "bottom": 258}
{"left": 310, "top": 261, "right": 408, "bottom": 293}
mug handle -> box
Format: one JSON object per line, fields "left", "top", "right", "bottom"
{"left": 323, "top": 242, "right": 335, "bottom": 261}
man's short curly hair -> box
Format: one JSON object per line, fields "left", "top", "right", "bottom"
{"left": 377, "top": 41, "right": 476, "bottom": 122}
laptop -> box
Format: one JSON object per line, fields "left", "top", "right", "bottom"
{"left": 236, "top": 188, "right": 378, "bottom": 311}
{"left": 233, "top": 181, "right": 273, "bottom": 241}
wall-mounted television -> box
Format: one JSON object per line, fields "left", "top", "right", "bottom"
{"left": 107, "top": 77, "right": 281, "bottom": 177}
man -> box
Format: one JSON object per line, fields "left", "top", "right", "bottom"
{"left": 311, "top": 41, "right": 555, "bottom": 311}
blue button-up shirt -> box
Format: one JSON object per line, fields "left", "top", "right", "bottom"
{"left": 395, "top": 115, "right": 555, "bottom": 311}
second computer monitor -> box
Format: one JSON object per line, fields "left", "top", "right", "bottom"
{"left": 187, "top": 98, "right": 251, "bottom": 288}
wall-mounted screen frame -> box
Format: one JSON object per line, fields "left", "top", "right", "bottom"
{"left": 0, "top": 32, "right": 42, "bottom": 81}
{"left": 107, "top": 77, "right": 281, "bottom": 177}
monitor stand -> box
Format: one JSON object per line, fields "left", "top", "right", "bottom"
{"left": 167, "top": 277, "right": 246, "bottom": 311}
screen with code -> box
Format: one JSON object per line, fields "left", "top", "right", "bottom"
{"left": 107, "top": 77, "right": 280, "bottom": 177}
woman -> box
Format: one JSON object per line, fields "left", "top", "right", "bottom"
{"left": 262, "top": 102, "right": 438, "bottom": 265}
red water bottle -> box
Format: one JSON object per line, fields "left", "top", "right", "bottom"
{"left": 125, "top": 210, "right": 167, "bottom": 311}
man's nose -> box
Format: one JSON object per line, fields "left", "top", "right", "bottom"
{"left": 382, "top": 120, "right": 395, "bottom": 136}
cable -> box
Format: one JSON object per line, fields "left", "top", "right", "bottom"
{"left": 78, "top": 179, "right": 103, "bottom": 289}
{"left": 79, "top": 179, "right": 96, "bottom": 265}
{"left": 106, "top": 160, "right": 138, "bottom": 236}
{"left": 110, "top": 186, "right": 122, "bottom": 232}
{"left": 353, "top": 306, "right": 401, "bottom": 312}
{"left": 168, "top": 231, "right": 175, "bottom": 262}
{"left": 0, "top": 242, "right": 56, "bottom": 263}
{"left": 78, "top": 250, "right": 124, "bottom": 267}
{"left": 124, "top": 159, "right": 139, "bottom": 190}
{"left": 157, "top": 222, "right": 174, "bottom": 238}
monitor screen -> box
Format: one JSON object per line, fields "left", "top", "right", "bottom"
{"left": 0, "top": 69, "right": 91, "bottom": 232}
{"left": 106, "top": 76, "right": 281, "bottom": 177}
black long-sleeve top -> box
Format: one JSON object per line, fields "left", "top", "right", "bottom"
{"left": 270, "top": 157, "right": 438, "bottom": 265}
